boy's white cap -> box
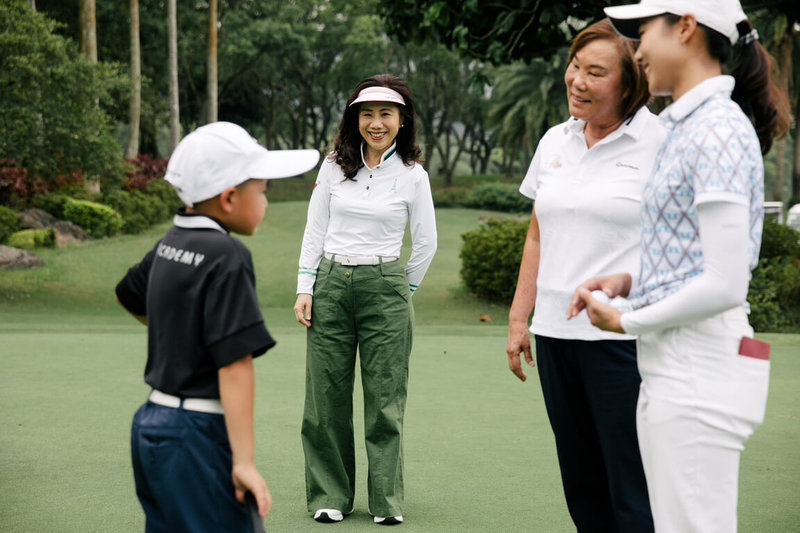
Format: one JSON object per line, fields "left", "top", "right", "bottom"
{"left": 349, "top": 86, "right": 406, "bottom": 107}
{"left": 604, "top": 0, "right": 747, "bottom": 45}
{"left": 165, "top": 121, "right": 320, "bottom": 206}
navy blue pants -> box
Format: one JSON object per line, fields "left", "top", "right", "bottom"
{"left": 535, "top": 336, "right": 653, "bottom": 533}
{"left": 131, "top": 402, "right": 256, "bottom": 533}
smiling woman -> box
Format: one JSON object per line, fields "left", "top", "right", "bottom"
{"left": 506, "top": 18, "right": 661, "bottom": 532}
{"left": 293, "top": 74, "right": 437, "bottom": 526}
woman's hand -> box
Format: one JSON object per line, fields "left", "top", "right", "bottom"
{"left": 506, "top": 320, "right": 535, "bottom": 382}
{"left": 570, "top": 288, "right": 625, "bottom": 333}
{"left": 566, "top": 273, "right": 631, "bottom": 319}
{"left": 294, "top": 294, "right": 312, "bottom": 327}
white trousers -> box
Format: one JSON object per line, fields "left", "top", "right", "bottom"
{"left": 636, "top": 307, "right": 769, "bottom": 533}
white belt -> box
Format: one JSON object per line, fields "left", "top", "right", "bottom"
{"left": 148, "top": 389, "right": 224, "bottom": 415}
{"left": 324, "top": 252, "right": 398, "bottom": 266}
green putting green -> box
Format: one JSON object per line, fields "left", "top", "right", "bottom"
{"left": 1, "top": 202, "right": 797, "bottom": 531}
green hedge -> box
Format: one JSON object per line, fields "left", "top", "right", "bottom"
{"left": 460, "top": 217, "right": 528, "bottom": 304}
{"left": 463, "top": 183, "right": 530, "bottom": 213}
{"left": 458, "top": 217, "right": 800, "bottom": 332}
{"left": 102, "top": 187, "right": 171, "bottom": 234}
{"left": 62, "top": 198, "right": 122, "bottom": 238}
{"left": 0, "top": 205, "right": 20, "bottom": 244}
{"left": 7, "top": 228, "right": 55, "bottom": 249}
{"left": 748, "top": 221, "right": 800, "bottom": 332}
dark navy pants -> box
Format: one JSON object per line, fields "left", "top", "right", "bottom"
{"left": 535, "top": 335, "right": 653, "bottom": 533}
{"left": 131, "top": 402, "right": 256, "bottom": 533}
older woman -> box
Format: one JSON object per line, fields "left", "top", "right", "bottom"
{"left": 506, "top": 19, "right": 662, "bottom": 531}
{"left": 294, "top": 74, "right": 437, "bottom": 526}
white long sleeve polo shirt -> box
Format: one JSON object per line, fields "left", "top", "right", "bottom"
{"left": 297, "top": 146, "right": 437, "bottom": 295}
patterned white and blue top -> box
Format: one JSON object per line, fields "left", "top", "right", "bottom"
{"left": 630, "top": 75, "right": 764, "bottom": 310}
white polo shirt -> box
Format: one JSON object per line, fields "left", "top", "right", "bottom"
{"left": 297, "top": 145, "right": 437, "bottom": 295}
{"left": 520, "top": 105, "right": 666, "bottom": 340}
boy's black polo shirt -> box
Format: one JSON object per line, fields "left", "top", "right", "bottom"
{"left": 116, "top": 210, "right": 275, "bottom": 398}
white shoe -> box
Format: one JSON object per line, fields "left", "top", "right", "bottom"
{"left": 314, "top": 509, "right": 344, "bottom": 523}
{"left": 374, "top": 515, "right": 403, "bottom": 525}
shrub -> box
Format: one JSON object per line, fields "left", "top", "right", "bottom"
{"left": 62, "top": 198, "right": 122, "bottom": 238}
{"left": 7, "top": 228, "right": 55, "bottom": 250}
{"left": 760, "top": 219, "right": 800, "bottom": 259}
{"left": 142, "top": 178, "right": 181, "bottom": 213}
{"left": 460, "top": 217, "right": 528, "bottom": 304}
{"left": 748, "top": 259, "right": 788, "bottom": 332}
{"left": 0, "top": 205, "right": 20, "bottom": 244}
{"left": 433, "top": 187, "right": 470, "bottom": 208}
{"left": 31, "top": 193, "right": 71, "bottom": 219}
{"left": 464, "top": 182, "right": 530, "bottom": 213}
{"left": 124, "top": 154, "right": 169, "bottom": 191}
{"left": 102, "top": 177, "right": 178, "bottom": 235}
{"left": 747, "top": 221, "right": 800, "bottom": 331}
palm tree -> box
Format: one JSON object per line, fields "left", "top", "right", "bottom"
{"left": 489, "top": 52, "right": 568, "bottom": 176}
{"left": 126, "top": 0, "right": 141, "bottom": 159}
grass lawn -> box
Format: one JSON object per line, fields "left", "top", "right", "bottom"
{"left": 1, "top": 202, "right": 798, "bottom": 532}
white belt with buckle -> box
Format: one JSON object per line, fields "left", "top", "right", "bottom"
{"left": 324, "top": 252, "right": 398, "bottom": 266}
{"left": 148, "top": 389, "right": 224, "bottom": 415}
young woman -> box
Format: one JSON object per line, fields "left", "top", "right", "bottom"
{"left": 294, "top": 75, "right": 437, "bottom": 526}
{"left": 506, "top": 19, "right": 661, "bottom": 531}
{"left": 568, "top": 1, "right": 789, "bottom": 531}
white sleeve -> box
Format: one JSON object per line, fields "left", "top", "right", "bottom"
{"left": 404, "top": 168, "right": 437, "bottom": 294}
{"left": 519, "top": 144, "right": 543, "bottom": 200}
{"left": 296, "top": 160, "right": 332, "bottom": 295}
{"left": 620, "top": 201, "right": 751, "bottom": 336}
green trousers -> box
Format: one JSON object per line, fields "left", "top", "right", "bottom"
{"left": 302, "top": 257, "right": 413, "bottom": 517}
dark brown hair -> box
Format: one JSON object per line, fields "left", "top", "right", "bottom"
{"left": 331, "top": 74, "right": 422, "bottom": 180}
{"left": 663, "top": 14, "right": 790, "bottom": 155}
{"left": 568, "top": 18, "right": 651, "bottom": 120}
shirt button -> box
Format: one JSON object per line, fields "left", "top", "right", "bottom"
{"left": 366, "top": 186, "right": 370, "bottom": 190}
{"left": 344, "top": 271, "right": 351, "bottom": 278}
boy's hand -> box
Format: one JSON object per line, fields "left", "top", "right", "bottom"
{"left": 232, "top": 463, "right": 272, "bottom": 518}
{"left": 294, "top": 294, "right": 312, "bottom": 327}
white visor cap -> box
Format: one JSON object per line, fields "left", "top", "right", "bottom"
{"left": 604, "top": 0, "right": 746, "bottom": 45}
{"left": 165, "top": 122, "right": 320, "bottom": 207}
{"left": 349, "top": 86, "right": 406, "bottom": 107}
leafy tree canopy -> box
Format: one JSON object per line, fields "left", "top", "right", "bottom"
{"left": 378, "top": 0, "right": 800, "bottom": 65}
{"left": 0, "top": 1, "right": 127, "bottom": 196}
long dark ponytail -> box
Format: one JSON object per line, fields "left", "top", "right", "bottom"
{"left": 697, "top": 17, "right": 790, "bottom": 154}
{"left": 728, "top": 20, "right": 790, "bottom": 154}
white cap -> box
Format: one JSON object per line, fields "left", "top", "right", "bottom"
{"left": 349, "top": 86, "right": 406, "bottom": 107}
{"left": 604, "top": 0, "right": 747, "bottom": 45}
{"left": 165, "top": 122, "right": 320, "bottom": 206}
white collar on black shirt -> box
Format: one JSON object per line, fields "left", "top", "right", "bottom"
{"left": 660, "top": 75, "right": 734, "bottom": 124}
{"left": 173, "top": 209, "right": 228, "bottom": 234}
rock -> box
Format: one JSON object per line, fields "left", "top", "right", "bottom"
{"left": 19, "top": 208, "right": 57, "bottom": 229}
{"left": 0, "top": 245, "right": 44, "bottom": 270}
{"left": 18, "top": 208, "right": 90, "bottom": 246}
{"left": 53, "top": 220, "right": 90, "bottom": 246}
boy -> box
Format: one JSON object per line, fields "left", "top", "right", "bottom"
{"left": 115, "top": 122, "right": 319, "bottom": 532}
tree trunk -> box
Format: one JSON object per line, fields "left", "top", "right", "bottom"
{"left": 126, "top": 0, "right": 142, "bottom": 159}
{"left": 79, "top": 0, "right": 97, "bottom": 63}
{"left": 168, "top": 0, "right": 180, "bottom": 152}
{"left": 28, "top": 0, "right": 35, "bottom": 10}
{"left": 773, "top": 29, "right": 793, "bottom": 202}
{"left": 793, "top": 100, "right": 800, "bottom": 205}
{"left": 206, "top": 0, "right": 218, "bottom": 124}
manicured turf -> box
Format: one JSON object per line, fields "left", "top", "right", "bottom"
{"left": 1, "top": 202, "right": 798, "bottom": 531}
